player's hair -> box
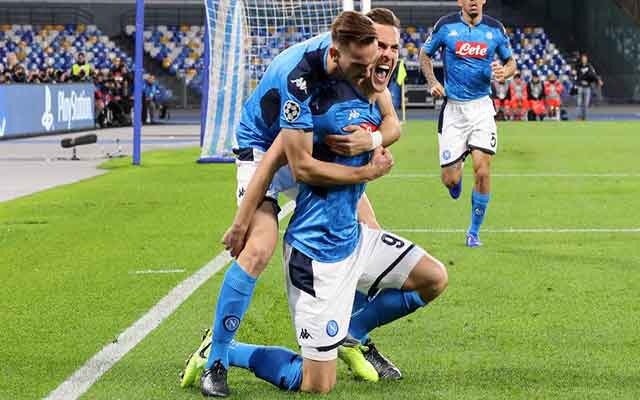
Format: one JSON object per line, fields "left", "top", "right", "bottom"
{"left": 331, "top": 11, "right": 377, "bottom": 48}
{"left": 366, "top": 8, "right": 400, "bottom": 29}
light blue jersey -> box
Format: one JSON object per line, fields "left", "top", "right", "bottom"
{"left": 284, "top": 82, "right": 382, "bottom": 263}
{"left": 422, "top": 12, "right": 512, "bottom": 101}
{"left": 237, "top": 33, "right": 332, "bottom": 152}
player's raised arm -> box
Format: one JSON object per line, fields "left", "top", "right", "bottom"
{"left": 374, "top": 88, "right": 401, "bottom": 147}
{"left": 281, "top": 128, "right": 393, "bottom": 186}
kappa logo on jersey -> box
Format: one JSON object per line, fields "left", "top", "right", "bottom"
{"left": 348, "top": 109, "right": 360, "bottom": 121}
{"left": 283, "top": 100, "right": 301, "bottom": 123}
{"left": 290, "top": 77, "right": 308, "bottom": 95}
{"left": 448, "top": 30, "right": 459, "bottom": 37}
{"left": 299, "top": 328, "right": 312, "bottom": 340}
{"left": 455, "top": 42, "right": 489, "bottom": 59}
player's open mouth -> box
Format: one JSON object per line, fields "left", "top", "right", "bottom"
{"left": 374, "top": 64, "right": 391, "bottom": 83}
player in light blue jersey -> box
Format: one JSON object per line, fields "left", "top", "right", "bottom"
{"left": 419, "top": 0, "right": 516, "bottom": 247}
{"left": 208, "top": 50, "right": 447, "bottom": 396}
{"left": 186, "top": 11, "right": 404, "bottom": 397}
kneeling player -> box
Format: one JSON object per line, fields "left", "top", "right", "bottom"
{"left": 204, "top": 65, "right": 447, "bottom": 395}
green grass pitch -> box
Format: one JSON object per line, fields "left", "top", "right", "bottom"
{"left": 1, "top": 121, "right": 639, "bottom": 399}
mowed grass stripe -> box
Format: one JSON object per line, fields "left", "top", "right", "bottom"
{"left": 2, "top": 121, "right": 639, "bottom": 399}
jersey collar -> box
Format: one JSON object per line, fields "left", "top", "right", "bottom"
{"left": 458, "top": 11, "right": 485, "bottom": 28}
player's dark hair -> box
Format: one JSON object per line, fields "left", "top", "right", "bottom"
{"left": 366, "top": 8, "right": 400, "bottom": 29}
{"left": 331, "top": 11, "right": 377, "bottom": 48}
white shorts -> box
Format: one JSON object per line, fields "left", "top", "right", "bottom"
{"left": 437, "top": 96, "right": 498, "bottom": 167}
{"left": 283, "top": 224, "right": 427, "bottom": 361}
{"left": 235, "top": 147, "right": 298, "bottom": 207}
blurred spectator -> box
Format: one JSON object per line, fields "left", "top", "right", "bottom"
{"left": 71, "top": 52, "right": 92, "bottom": 82}
{"left": 527, "top": 73, "right": 546, "bottom": 121}
{"left": 574, "top": 53, "right": 603, "bottom": 120}
{"left": 12, "top": 65, "right": 28, "bottom": 83}
{"left": 492, "top": 79, "right": 510, "bottom": 121}
{"left": 142, "top": 74, "right": 160, "bottom": 124}
{"left": 5, "top": 52, "right": 20, "bottom": 75}
{"left": 544, "top": 73, "right": 564, "bottom": 120}
{"left": 509, "top": 72, "right": 529, "bottom": 121}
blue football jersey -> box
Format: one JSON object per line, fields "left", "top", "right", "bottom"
{"left": 236, "top": 32, "right": 332, "bottom": 152}
{"left": 422, "top": 12, "right": 512, "bottom": 101}
{"left": 284, "top": 82, "right": 382, "bottom": 263}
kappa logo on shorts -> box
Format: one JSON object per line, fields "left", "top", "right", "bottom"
{"left": 299, "top": 328, "right": 312, "bottom": 340}
{"left": 283, "top": 100, "right": 301, "bottom": 123}
{"left": 326, "top": 320, "right": 339, "bottom": 337}
{"left": 223, "top": 316, "right": 241, "bottom": 332}
{"left": 238, "top": 187, "right": 246, "bottom": 199}
{"left": 442, "top": 149, "right": 452, "bottom": 161}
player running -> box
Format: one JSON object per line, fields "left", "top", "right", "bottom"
{"left": 419, "top": 0, "right": 516, "bottom": 247}
{"left": 181, "top": 11, "right": 403, "bottom": 397}
{"left": 199, "top": 44, "right": 447, "bottom": 396}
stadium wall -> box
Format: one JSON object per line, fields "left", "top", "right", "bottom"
{"left": 0, "top": 83, "right": 95, "bottom": 140}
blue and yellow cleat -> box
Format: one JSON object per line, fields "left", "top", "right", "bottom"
{"left": 179, "top": 329, "right": 212, "bottom": 388}
{"left": 465, "top": 233, "right": 483, "bottom": 248}
{"left": 448, "top": 176, "right": 462, "bottom": 199}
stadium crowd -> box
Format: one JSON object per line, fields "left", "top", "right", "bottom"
{"left": 1, "top": 51, "right": 168, "bottom": 128}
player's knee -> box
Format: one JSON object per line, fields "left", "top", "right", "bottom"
{"left": 411, "top": 257, "right": 448, "bottom": 303}
{"left": 474, "top": 165, "right": 491, "bottom": 185}
{"left": 239, "top": 244, "right": 274, "bottom": 276}
{"left": 441, "top": 171, "right": 460, "bottom": 188}
{"left": 301, "top": 372, "right": 336, "bottom": 394}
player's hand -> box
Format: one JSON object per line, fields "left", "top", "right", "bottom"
{"left": 429, "top": 81, "right": 445, "bottom": 98}
{"left": 491, "top": 61, "right": 506, "bottom": 82}
{"left": 368, "top": 146, "right": 394, "bottom": 180}
{"left": 222, "top": 223, "right": 249, "bottom": 258}
{"left": 325, "top": 125, "right": 371, "bottom": 156}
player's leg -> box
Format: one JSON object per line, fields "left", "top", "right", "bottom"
{"left": 357, "top": 193, "right": 381, "bottom": 229}
{"left": 438, "top": 100, "right": 467, "bottom": 200}
{"left": 347, "top": 227, "right": 448, "bottom": 379}
{"left": 465, "top": 96, "right": 497, "bottom": 247}
{"left": 466, "top": 150, "right": 492, "bottom": 247}
{"left": 199, "top": 201, "right": 279, "bottom": 396}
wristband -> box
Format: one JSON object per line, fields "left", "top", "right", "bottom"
{"left": 370, "top": 131, "right": 383, "bottom": 150}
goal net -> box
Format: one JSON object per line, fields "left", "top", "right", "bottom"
{"left": 199, "top": 0, "right": 345, "bottom": 163}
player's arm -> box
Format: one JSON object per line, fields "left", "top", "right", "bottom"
{"left": 282, "top": 128, "right": 393, "bottom": 186}
{"left": 492, "top": 25, "right": 517, "bottom": 82}
{"left": 419, "top": 48, "right": 445, "bottom": 97}
{"left": 324, "top": 89, "right": 400, "bottom": 156}
{"left": 222, "top": 136, "right": 288, "bottom": 256}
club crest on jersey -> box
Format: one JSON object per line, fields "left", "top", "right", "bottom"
{"left": 455, "top": 42, "right": 489, "bottom": 59}
{"left": 290, "top": 77, "right": 308, "bottom": 94}
{"left": 283, "top": 100, "right": 301, "bottom": 123}
{"left": 486, "top": 31, "right": 493, "bottom": 40}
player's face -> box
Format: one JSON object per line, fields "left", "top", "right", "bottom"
{"left": 371, "top": 23, "right": 400, "bottom": 93}
{"left": 334, "top": 41, "right": 378, "bottom": 84}
{"left": 458, "top": 0, "right": 486, "bottom": 19}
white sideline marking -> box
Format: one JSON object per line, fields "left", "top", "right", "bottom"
{"left": 385, "top": 172, "right": 640, "bottom": 178}
{"left": 390, "top": 228, "right": 640, "bottom": 233}
{"left": 45, "top": 201, "right": 296, "bottom": 400}
{"left": 130, "top": 268, "right": 185, "bottom": 275}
